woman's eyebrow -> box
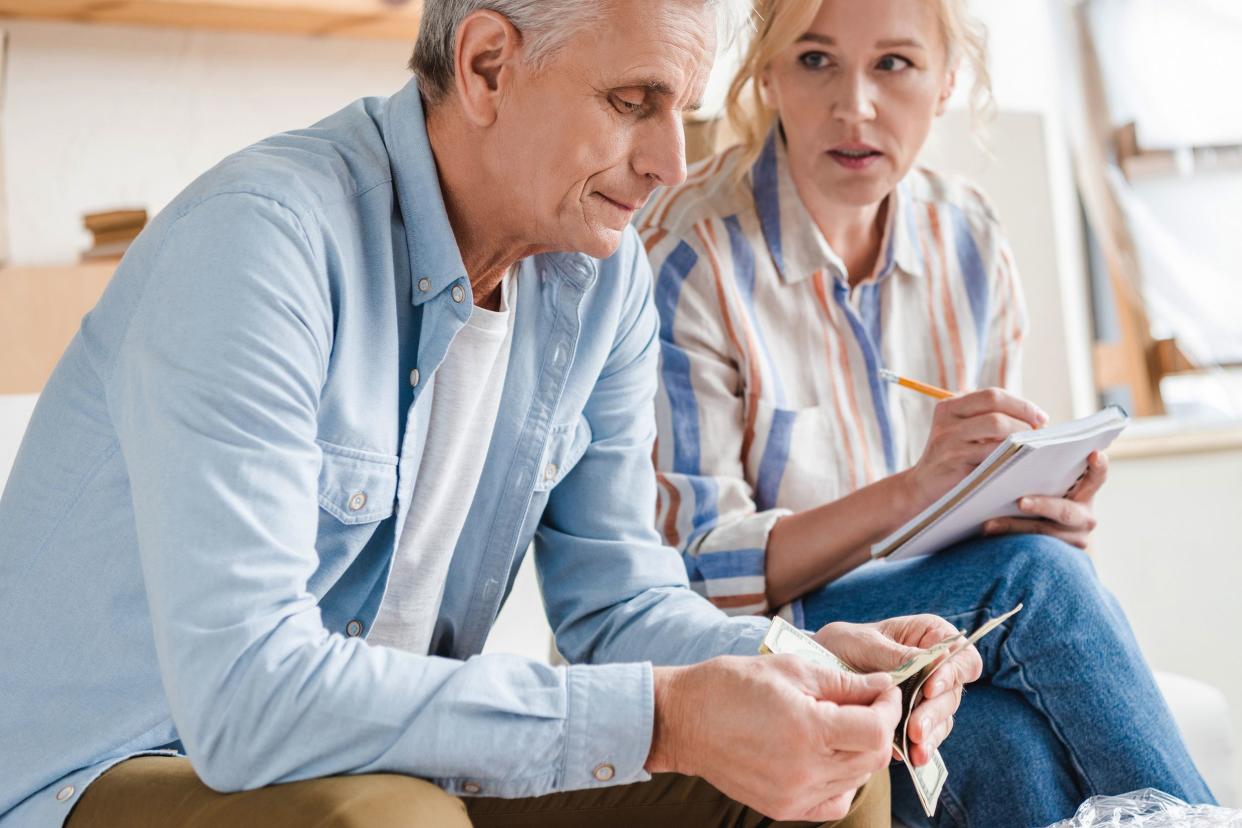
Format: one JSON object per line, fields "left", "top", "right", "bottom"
{"left": 797, "top": 32, "right": 926, "bottom": 50}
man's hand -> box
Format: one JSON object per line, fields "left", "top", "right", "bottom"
{"left": 903, "top": 388, "right": 1047, "bottom": 509}
{"left": 983, "top": 450, "right": 1109, "bottom": 549}
{"left": 646, "top": 656, "right": 899, "bottom": 822}
{"left": 813, "top": 615, "right": 983, "bottom": 767}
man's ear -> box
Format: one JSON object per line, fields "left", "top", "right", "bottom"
{"left": 452, "top": 9, "right": 523, "bottom": 127}
{"left": 936, "top": 62, "right": 959, "bottom": 117}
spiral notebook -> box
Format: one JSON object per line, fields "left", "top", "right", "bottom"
{"left": 872, "top": 406, "right": 1129, "bottom": 561}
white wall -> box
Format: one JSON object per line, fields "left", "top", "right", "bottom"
{"left": 3, "top": 20, "right": 411, "bottom": 265}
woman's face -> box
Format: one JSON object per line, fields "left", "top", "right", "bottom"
{"left": 762, "top": 0, "right": 956, "bottom": 209}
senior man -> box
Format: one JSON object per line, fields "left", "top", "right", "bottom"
{"left": 0, "top": 2, "right": 980, "bottom": 826}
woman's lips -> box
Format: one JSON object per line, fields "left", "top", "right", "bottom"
{"left": 827, "top": 146, "right": 884, "bottom": 171}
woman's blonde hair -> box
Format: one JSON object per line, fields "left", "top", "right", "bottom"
{"left": 723, "top": 0, "right": 994, "bottom": 174}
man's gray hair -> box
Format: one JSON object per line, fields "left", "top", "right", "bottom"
{"left": 411, "top": 0, "right": 749, "bottom": 103}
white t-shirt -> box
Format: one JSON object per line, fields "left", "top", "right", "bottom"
{"left": 368, "top": 277, "right": 516, "bottom": 654}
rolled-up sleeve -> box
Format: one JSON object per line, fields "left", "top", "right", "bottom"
{"left": 107, "top": 193, "right": 737, "bottom": 799}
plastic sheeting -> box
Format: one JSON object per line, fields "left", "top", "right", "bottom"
{"left": 1046, "top": 789, "right": 1242, "bottom": 827}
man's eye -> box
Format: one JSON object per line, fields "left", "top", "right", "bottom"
{"left": 876, "top": 54, "right": 914, "bottom": 72}
{"left": 798, "top": 51, "right": 833, "bottom": 70}
{"left": 611, "top": 94, "right": 644, "bottom": 114}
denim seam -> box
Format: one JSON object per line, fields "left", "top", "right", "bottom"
{"left": 999, "top": 635, "right": 1098, "bottom": 794}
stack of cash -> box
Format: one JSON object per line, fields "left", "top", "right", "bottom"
{"left": 760, "top": 605, "right": 1022, "bottom": 817}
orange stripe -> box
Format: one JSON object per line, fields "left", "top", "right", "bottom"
{"left": 811, "top": 273, "right": 862, "bottom": 492}
{"left": 657, "top": 474, "right": 683, "bottom": 549}
{"left": 710, "top": 593, "right": 768, "bottom": 610}
{"left": 702, "top": 220, "right": 765, "bottom": 466}
{"left": 693, "top": 221, "right": 764, "bottom": 467}
{"left": 642, "top": 147, "right": 737, "bottom": 232}
{"left": 642, "top": 227, "right": 669, "bottom": 255}
{"left": 920, "top": 207, "right": 951, "bottom": 389}
{"left": 928, "top": 204, "right": 969, "bottom": 390}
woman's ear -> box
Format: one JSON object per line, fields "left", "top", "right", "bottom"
{"left": 758, "top": 65, "right": 776, "bottom": 110}
{"left": 452, "top": 9, "right": 523, "bottom": 127}
{"left": 936, "top": 62, "right": 959, "bottom": 117}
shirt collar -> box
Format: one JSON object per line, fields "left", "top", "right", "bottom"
{"left": 749, "top": 126, "right": 925, "bottom": 286}
{"left": 381, "top": 78, "right": 599, "bottom": 305}
{"left": 382, "top": 78, "right": 470, "bottom": 307}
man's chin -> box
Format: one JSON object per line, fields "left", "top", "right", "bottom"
{"left": 572, "top": 226, "right": 627, "bottom": 261}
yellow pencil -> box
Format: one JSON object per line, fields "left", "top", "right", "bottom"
{"left": 878, "top": 369, "right": 955, "bottom": 401}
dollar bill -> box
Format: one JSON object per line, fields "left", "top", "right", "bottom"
{"left": 759, "top": 604, "right": 1023, "bottom": 818}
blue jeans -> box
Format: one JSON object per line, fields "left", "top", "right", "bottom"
{"left": 801, "top": 534, "right": 1216, "bottom": 828}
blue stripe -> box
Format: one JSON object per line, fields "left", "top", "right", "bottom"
{"left": 751, "top": 130, "right": 785, "bottom": 278}
{"left": 724, "top": 214, "right": 788, "bottom": 408}
{"left": 653, "top": 241, "right": 720, "bottom": 540}
{"left": 755, "top": 406, "right": 796, "bottom": 511}
{"left": 682, "top": 547, "right": 767, "bottom": 582}
{"left": 833, "top": 282, "right": 898, "bottom": 475}
{"left": 860, "top": 283, "right": 883, "bottom": 356}
{"left": 903, "top": 194, "right": 925, "bottom": 273}
{"left": 949, "top": 204, "right": 990, "bottom": 379}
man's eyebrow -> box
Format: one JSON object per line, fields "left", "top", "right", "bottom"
{"left": 797, "top": 32, "right": 926, "bottom": 50}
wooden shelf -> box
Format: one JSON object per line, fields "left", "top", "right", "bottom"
{"left": 1111, "top": 418, "right": 1242, "bottom": 461}
{"left": 0, "top": 263, "right": 116, "bottom": 395}
{"left": 0, "top": 0, "right": 423, "bottom": 40}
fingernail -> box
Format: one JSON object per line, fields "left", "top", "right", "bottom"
{"left": 1019, "top": 497, "right": 1033, "bottom": 510}
{"left": 921, "top": 717, "right": 931, "bottom": 734}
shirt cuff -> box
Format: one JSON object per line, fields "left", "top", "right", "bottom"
{"left": 562, "top": 661, "right": 654, "bottom": 791}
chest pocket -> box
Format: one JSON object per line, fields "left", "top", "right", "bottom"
{"left": 533, "top": 415, "right": 592, "bottom": 492}
{"left": 316, "top": 441, "right": 399, "bottom": 524}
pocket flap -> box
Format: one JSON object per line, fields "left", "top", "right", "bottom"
{"left": 316, "top": 442, "right": 398, "bottom": 524}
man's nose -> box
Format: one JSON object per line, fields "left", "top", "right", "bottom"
{"left": 633, "top": 112, "right": 689, "bottom": 188}
{"left": 832, "top": 72, "right": 878, "bottom": 125}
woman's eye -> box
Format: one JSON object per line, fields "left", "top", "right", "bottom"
{"left": 798, "top": 51, "right": 833, "bottom": 70}
{"left": 876, "top": 54, "right": 914, "bottom": 72}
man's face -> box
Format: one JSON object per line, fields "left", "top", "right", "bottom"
{"left": 488, "top": 0, "right": 716, "bottom": 259}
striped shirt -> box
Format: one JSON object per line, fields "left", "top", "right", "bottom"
{"left": 638, "top": 129, "right": 1028, "bottom": 623}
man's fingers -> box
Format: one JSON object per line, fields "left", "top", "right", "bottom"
{"left": 909, "top": 690, "right": 956, "bottom": 743}
{"left": 818, "top": 701, "right": 898, "bottom": 754}
{"left": 945, "top": 387, "right": 1047, "bottom": 427}
{"left": 810, "top": 667, "right": 894, "bottom": 706}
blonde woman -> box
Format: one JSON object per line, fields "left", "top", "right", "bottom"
{"left": 640, "top": 0, "right": 1214, "bottom": 824}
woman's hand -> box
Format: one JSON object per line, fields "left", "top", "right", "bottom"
{"left": 813, "top": 615, "right": 983, "bottom": 767}
{"left": 983, "top": 451, "right": 1109, "bottom": 549}
{"left": 903, "top": 388, "right": 1048, "bottom": 510}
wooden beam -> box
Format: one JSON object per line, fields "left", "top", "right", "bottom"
{"left": 0, "top": 0, "right": 423, "bottom": 40}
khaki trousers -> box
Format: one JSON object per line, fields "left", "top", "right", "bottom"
{"left": 67, "top": 756, "right": 890, "bottom": 828}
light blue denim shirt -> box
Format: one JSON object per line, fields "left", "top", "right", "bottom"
{"left": 0, "top": 78, "right": 768, "bottom": 827}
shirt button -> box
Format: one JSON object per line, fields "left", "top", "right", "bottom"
{"left": 409, "top": 368, "right": 420, "bottom": 387}
{"left": 348, "top": 491, "right": 367, "bottom": 512}
{"left": 462, "top": 781, "right": 482, "bottom": 795}
{"left": 451, "top": 284, "right": 466, "bottom": 304}
{"left": 55, "top": 785, "right": 75, "bottom": 802}
{"left": 345, "top": 619, "right": 364, "bottom": 638}
{"left": 544, "top": 463, "right": 558, "bottom": 481}
{"left": 417, "top": 277, "right": 431, "bottom": 292}
{"left": 592, "top": 763, "right": 615, "bottom": 782}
